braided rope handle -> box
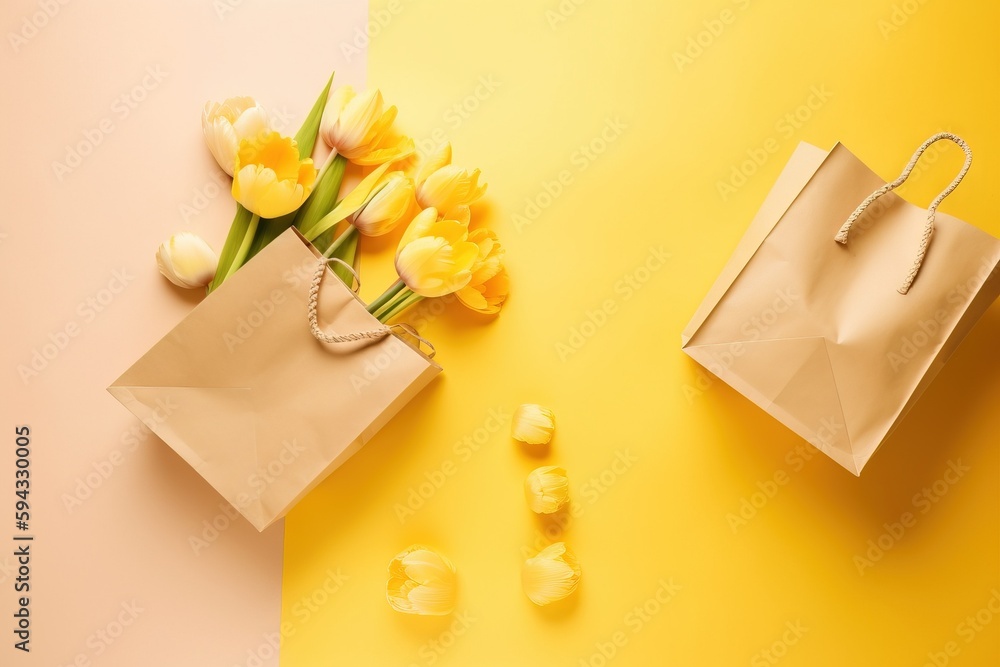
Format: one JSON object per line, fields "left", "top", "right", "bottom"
{"left": 308, "top": 255, "right": 392, "bottom": 344}
{"left": 307, "top": 253, "right": 437, "bottom": 357}
{"left": 834, "top": 132, "right": 973, "bottom": 295}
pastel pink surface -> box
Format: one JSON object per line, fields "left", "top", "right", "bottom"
{"left": 0, "top": 0, "right": 367, "bottom": 664}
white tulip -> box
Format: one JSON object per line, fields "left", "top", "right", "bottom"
{"left": 156, "top": 233, "right": 219, "bottom": 289}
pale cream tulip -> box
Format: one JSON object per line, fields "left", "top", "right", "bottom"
{"left": 525, "top": 466, "right": 569, "bottom": 514}
{"left": 511, "top": 404, "right": 555, "bottom": 445}
{"left": 352, "top": 171, "right": 416, "bottom": 236}
{"left": 202, "top": 96, "right": 270, "bottom": 176}
{"left": 320, "top": 86, "right": 414, "bottom": 165}
{"left": 156, "top": 232, "right": 219, "bottom": 289}
{"left": 522, "top": 542, "right": 581, "bottom": 606}
{"left": 415, "top": 143, "right": 487, "bottom": 216}
{"left": 386, "top": 545, "right": 458, "bottom": 616}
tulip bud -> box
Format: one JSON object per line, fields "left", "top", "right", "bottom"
{"left": 353, "top": 171, "right": 415, "bottom": 236}
{"left": 511, "top": 404, "right": 555, "bottom": 445}
{"left": 522, "top": 542, "right": 581, "bottom": 606}
{"left": 156, "top": 233, "right": 219, "bottom": 289}
{"left": 525, "top": 466, "right": 569, "bottom": 514}
{"left": 320, "top": 86, "right": 414, "bottom": 165}
{"left": 386, "top": 545, "right": 458, "bottom": 616}
{"left": 415, "top": 143, "right": 487, "bottom": 215}
{"left": 395, "top": 208, "right": 479, "bottom": 297}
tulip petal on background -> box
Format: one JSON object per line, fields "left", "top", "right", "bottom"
{"left": 395, "top": 208, "right": 479, "bottom": 297}
{"left": 320, "top": 85, "right": 414, "bottom": 165}
{"left": 415, "top": 143, "right": 487, "bottom": 216}
{"left": 456, "top": 228, "right": 508, "bottom": 314}
{"left": 512, "top": 404, "right": 556, "bottom": 445}
{"left": 522, "top": 542, "right": 581, "bottom": 606}
{"left": 202, "top": 96, "right": 270, "bottom": 176}
{"left": 387, "top": 545, "right": 458, "bottom": 616}
{"left": 156, "top": 232, "right": 219, "bottom": 289}
{"left": 232, "top": 132, "right": 317, "bottom": 219}
{"left": 525, "top": 466, "right": 570, "bottom": 514}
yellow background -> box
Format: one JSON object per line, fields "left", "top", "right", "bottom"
{"left": 283, "top": 1, "right": 1000, "bottom": 665}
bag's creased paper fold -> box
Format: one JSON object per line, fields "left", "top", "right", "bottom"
{"left": 109, "top": 229, "right": 441, "bottom": 529}
{"left": 682, "top": 141, "right": 1000, "bottom": 475}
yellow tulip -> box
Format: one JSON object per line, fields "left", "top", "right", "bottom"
{"left": 201, "top": 96, "right": 270, "bottom": 176}
{"left": 416, "top": 143, "right": 487, "bottom": 216}
{"left": 353, "top": 171, "right": 416, "bottom": 237}
{"left": 231, "top": 132, "right": 317, "bottom": 219}
{"left": 387, "top": 545, "right": 458, "bottom": 616}
{"left": 395, "top": 208, "right": 479, "bottom": 297}
{"left": 320, "top": 85, "right": 414, "bottom": 165}
{"left": 522, "top": 542, "right": 581, "bottom": 606}
{"left": 511, "top": 404, "right": 556, "bottom": 445}
{"left": 155, "top": 232, "right": 218, "bottom": 289}
{"left": 456, "top": 229, "right": 508, "bottom": 314}
{"left": 525, "top": 466, "right": 570, "bottom": 514}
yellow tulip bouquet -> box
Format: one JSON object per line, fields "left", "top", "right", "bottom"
{"left": 160, "top": 72, "right": 509, "bottom": 322}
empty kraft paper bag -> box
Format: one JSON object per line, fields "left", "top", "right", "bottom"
{"left": 109, "top": 228, "right": 440, "bottom": 530}
{"left": 682, "top": 133, "right": 1000, "bottom": 475}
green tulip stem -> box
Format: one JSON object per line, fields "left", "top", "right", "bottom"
{"left": 222, "top": 212, "right": 260, "bottom": 282}
{"left": 367, "top": 279, "right": 406, "bottom": 316}
{"left": 378, "top": 290, "right": 424, "bottom": 323}
{"left": 322, "top": 225, "right": 357, "bottom": 258}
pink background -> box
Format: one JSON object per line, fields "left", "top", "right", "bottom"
{"left": 0, "top": 0, "right": 367, "bottom": 664}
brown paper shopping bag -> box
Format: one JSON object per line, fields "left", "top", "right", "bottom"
{"left": 109, "top": 228, "right": 441, "bottom": 530}
{"left": 682, "top": 133, "right": 1000, "bottom": 475}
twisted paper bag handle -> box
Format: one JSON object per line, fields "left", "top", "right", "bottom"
{"left": 834, "top": 132, "right": 973, "bottom": 295}
{"left": 307, "top": 254, "right": 435, "bottom": 357}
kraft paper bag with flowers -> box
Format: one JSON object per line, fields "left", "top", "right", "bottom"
{"left": 682, "top": 133, "right": 1000, "bottom": 475}
{"left": 110, "top": 228, "right": 441, "bottom": 530}
{"left": 111, "top": 72, "right": 508, "bottom": 530}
